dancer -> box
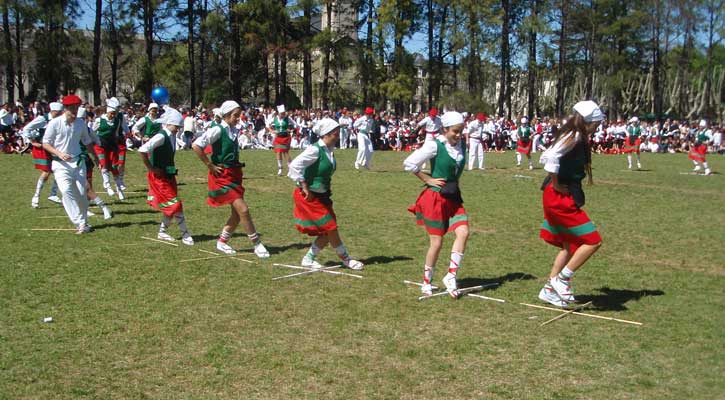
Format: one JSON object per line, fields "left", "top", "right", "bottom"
{"left": 416, "top": 107, "right": 443, "bottom": 142}
{"left": 287, "top": 117, "right": 364, "bottom": 270}
{"left": 41, "top": 94, "right": 97, "bottom": 234}
{"left": 353, "top": 107, "right": 375, "bottom": 170}
{"left": 92, "top": 97, "right": 129, "bottom": 199}
{"left": 270, "top": 105, "right": 296, "bottom": 176}
{"left": 139, "top": 106, "right": 193, "bottom": 245}
{"left": 537, "top": 100, "right": 604, "bottom": 307}
{"left": 516, "top": 117, "right": 534, "bottom": 169}
{"left": 688, "top": 119, "right": 712, "bottom": 175}
{"left": 466, "top": 113, "right": 486, "bottom": 170}
{"left": 77, "top": 107, "right": 113, "bottom": 220}
{"left": 23, "top": 102, "right": 63, "bottom": 208}
{"left": 623, "top": 117, "right": 642, "bottom": 170}
{"left": 192, "top": 100, "right": 270, "bottom": 257}
{"left": 131, "top": 103, "right": 161, "bottom": 141}
{"left": 338, "top": 109, "right": 352, "bottom": 149}
{"left": 404, "top": 111, "right": 469, "bottom": 298}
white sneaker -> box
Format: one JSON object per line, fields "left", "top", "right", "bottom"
{"left": 301, "top": 256, "right": 323, "bottom": 269}
{"left": 538, "top": 284, "right": 568, "bottom": 307}
{"left": 181, "top": 233, "right": 194, "bottom": 246}
{"left": 117, "top": 189, "right": 126, "bottom": 201}
{"left": 628, "top": 164, "right": 632, "bottom": 170}
{"left": 47, "top": 195, "right": 62, "bottom": 204}
{"left": 420, "top": 283, "right": 433, "bottom": 296}
{"left": 76, "top": 224, "right": 93, "bottom": 234}
{"left": 157, "top": 232, "right": 176, "bottom": 242}
{"left": 343, "top": 259, "right": 364, "bottom": 270}
{"left": 106, "top": 187, "right": 115, "bottom": 197}
{"left": 705, "top": 168, "right": 712, "bottom": 176}
{"left": 529, "top": 164, "right": 534, "bottom": 170}
{"left": 254, "top": 242, "right": 270, "bottom": 259}
{"left": 86, "top": 210, "right": 96, "bottom": 217}
{"left": 694, "top": 165, "right": 702, "bottom": 172}
{"left": 354, "top": 162, "right": 360, "bottom": 170}
{"left": 102, "top": 206, "right": 112, "bottom": 220}
{"left": 217, "top": 241, "right": 236, "bottom": 255}
{"left": 277, "top": 168, "right": 283, "bottom": 176}
{"left": 442, "top": 273, "right": 458, "bottom": 298}
{"left": 550, "top": 276, "right": 575, "bottom": 302}
{"left": 31, "top": 196, "right": 39, "bottom": 208}
{"left": 637, "top": 162, "right": 642, "bottom": 169}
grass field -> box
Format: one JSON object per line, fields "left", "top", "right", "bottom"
{"left": 1, "top": 148, "right": 723, "bottom": 399}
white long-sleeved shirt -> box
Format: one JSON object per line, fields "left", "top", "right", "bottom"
{"left": 339, "top": 116, "right": 352, "bottom": 128}
{"left": 467, "top": 120, "right": 484, "bottom": 139}
{"left": 42, "top": 115, "right": 94, "bottom": 160}
{"left": 22, "top": 115, "right": 49, "bottom": 140}
{"left": 353, "top": 116, "right": 370, "bottom": 133}
{"left": 138, "top": 128, "right": 176, "bottom": 154}
{"left": 132, "top": 114, "right": 156, "bottom": 134}
{"left": 403, "top": 136, "right": 465, "bottom": 174}
{"left": 417, "top": 116, "right": 442, "bottom": 133}
{"left": 192, "top": 121, "right": 238, "bottom": 148}
{"left": 539, "top": 132, "right": 580, "bottom": 174}
{"left": 287, "top": 139, "right": 336, "bottom": 193}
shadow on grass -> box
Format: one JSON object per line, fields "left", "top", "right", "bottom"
{"left": 577, "top": 287, "right": 664, "bottom": 311}
{"left": 458, "top": 272, "right": 537, "bottom": 291}
{"left": 93, "top": 221, "right": 158, "bottom": 230}
{"left": 360, "top": 255, "right": 413, "bottom": 265}
{"left": 111, "top": 209, "right": 156, "bottom": 215}
{"left": 231, "top": 242, "right": 309, "bottom": 254}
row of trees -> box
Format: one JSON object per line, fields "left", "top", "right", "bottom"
{"left": 1, "top": 0, "right": 723, "bottom": 120}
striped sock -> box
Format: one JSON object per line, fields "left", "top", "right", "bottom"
{"left": 423, "top": 265, "right": 434, "bottom": 285}
{"left": 247, "top": 232, "right": 260, "bottom": 244}
{"left": 219, "top": 229, "right": 232, "bottom": 243}
{"left": 559, "top": 266, "right": 574, "bottom": 280}
{"left": 335, "top": 244, "right": 351, "bottom": 263}
{"left": 448, "top": 252, "right": 463, "bottom": 275}
{"left": 304, "top": 242, "right": 321, "bottom": 260}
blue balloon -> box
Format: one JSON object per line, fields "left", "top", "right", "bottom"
{"left": 151, "top": 86, "right": 169, "bottom": 105}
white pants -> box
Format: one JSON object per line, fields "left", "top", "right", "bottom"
{"left": 52, "top": 159, "right": 88, "bottom": 227}
{"left": 340, "top": 127, "right": 349, "bottom": 149}
{"left": 355, "top": 133, "right": 373, "bottom": 169}
{"left": 532, "top": 134, "right": 541, "bottom": 153}
{"left": 468, "top": 139, "right": 484, "bottom": 169}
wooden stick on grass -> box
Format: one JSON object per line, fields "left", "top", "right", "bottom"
{"left": 521, "top": 302, "right": 643, "bottom": 326}
{"left": 539, "top": 301, "right": 593, "bottom": 326}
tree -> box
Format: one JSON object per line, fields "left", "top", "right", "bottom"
{"left": 2, "top": 0, "right": 15, "bottom": 103}
{"left": 93, "top": 0, "right": 102, "bottom": 103}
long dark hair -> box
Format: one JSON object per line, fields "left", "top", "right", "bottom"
{"left": 552, "top": 113, "right": 594, "bottom": 184}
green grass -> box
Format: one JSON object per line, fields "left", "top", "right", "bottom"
{"left": 0, "top": 148, "right": 723, "bottom": 399}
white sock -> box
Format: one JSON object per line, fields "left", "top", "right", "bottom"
{"left": 559, "top": 266, "right": 575, "bottom": 280}
{"left": 516, "top": 153, "right": 522, "bottom": 165}
{"left": 93, "top": 197, "right": 105, "bottom": 207}
{"left": 627, "top": 154, "right": 632, "bottom": 167}
{"left": 703, "top": 162, "right": 709, "bottom": 169}
{"left": 219, "top": 229, "right": 232, "bottom": 243}
{"left": 304, "top": 242, "right": 322, "bottom": 260}
{"left": 448, "top": 252, "right": 463, "bottom": 275}
{"left": 247, "top": 232, "right": 260, "bottom": 244}
{"left": 102, "top": 170, "right": 111, "bottom": 188}
{"left": 277, "top": 160, "right": 282, "bottom": 169}
{"left": 160, "top": 215, "right": 171, "bottom": 233}
{"left": 693, "top": 160, "right": 699, "bottom": 166}
{"left": 423, "top": 265, "right": 434, "bottom": 284}
{"left": 335, "top": 244, "right": 351, "bottom": 263}
{"left": 34, "top": 177, "right": 45, "bottom": 197}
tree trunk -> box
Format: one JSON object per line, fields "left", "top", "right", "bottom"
{"left": 281, "top": 51, "right": 287, "bottom": 105}
{"left": 143, "top": 0, "right": 155, "bottom": 96}
{"left": 199, "top": 0, "right": 207, "bottom": 100}
{"left": 263, "top": 53, "right": 270, "bottom": 105}
{"left": 498, "top": 0, "right": 510, "bottom": 117}
{"left": 188, "top": 0, "right": 196, "bottom": 107}
{"left": 303, "top": 2, "right": 312, "bottom": 109}
{"left": 3, "top": 1, "right": 15, "bottom": 103}
{"left": 13, "top": 2, "right": 23, "bottom": 101}
{"left": 274, "top": 52, "right": 280, "bottom": 103}
{"left": 702, "top": 0, "right": 718, "bottom": 119}
{"left": 555, "top": 0, "right": 567, "bottom": 116}
{"left": 427, "top": 0, "right": 434, "bottom": 108}
{"left": 436, "top": 5, "right": 448, "bottom": 102}
{"left": 527, "top": 0, "right": 540, "bottom": 118}
{"left": 92, "top": 0, "right": 102, "bottom": 104}
{"left": 322, "top": 1, "right": 332, "bottom": 110}
{"left": 230, "top": 0, "right": 241, "bottom": 100}
{"left": 652, "top": 0, "right": 662, "bottom": 118}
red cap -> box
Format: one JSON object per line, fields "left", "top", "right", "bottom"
{"left": 365, "top": 107, "right": 374, "bottom": 115}
{"left": 477, "top": 113, "right": 486, "bottom": 121}
{"left": 429, "top": 108, "right": 438, "bottom": 117}
{"left": 62, "top": 95, "right": 82, "bottom": 106}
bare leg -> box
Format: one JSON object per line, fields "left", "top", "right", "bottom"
{"left": 548, "top": 245, "right": 572, "bottom": 278}
{"left": 564, "top": 242, "right": 601, "bottom": 272}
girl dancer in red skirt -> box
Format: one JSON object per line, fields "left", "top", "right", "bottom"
{"left": 192, "top": 101, "right": 269, "bottom": 257}
{"left": 287, "top": 117, "right": 364, "bottom": 270}
{"left": 23, "top": 102, "right": 63, "bottom": 208}
{"left": 537, "top": 100, "right": 604, "bottom": 307}
{"left": 404, "top": 111, "right": 469, "bottom": 298}
{"left": 139, "top": 106, "right": 193, "bottom": 245}
{"left": 688, "top": 120, "right": 712, "bottom": 175}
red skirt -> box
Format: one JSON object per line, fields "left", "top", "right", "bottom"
{"left": 408, "top": 188, "right": 468, "bottom": 236}
{"left": 540, "top": 183, "right": 601, "bottom": 254}
{"left": 516, "top": 139, "right": 532, "bottom": 154}
{"left": 147, "top": 172, "right": 183, "bottom": 217}
{"left": 622, "top": 137, "right": 641, "bottom": 153}
{"left": 94, "top": 145, "right": 120, "bottom": 175}
{"left": 31, "top": 146, "right": 52, "bottom": 172}
{"left": 273, "top": 135, "right": 292, "bottom": 153}
{"left": 207, "top": 166, "right": 244, "bottom": 207}
{"left": 292, "top": 188, "right": 338, "bottom": 236}
{"left": 688, "top": 144, "right": 707, "bottom": 163}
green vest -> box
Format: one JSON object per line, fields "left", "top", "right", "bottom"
{"left": 518, "top": 126, "right": 531, "bottom": 141}
{"left": 273, "top": 117, "right": 290, "bottom": 136}
{"left": 428, "top": 140, "right": 465, "bottom": 192}
{"left": 97, "top": 115, "right": 122, "bottom": 138}
{"left": 628, "top": 126, "right": 641, "bottom": 138}
{"left": 696, "top": 131, "right": 709, "bottom": 144}
{"left": 303, "top": 142, "right": 336, "bottom": 192}
{"left": 210, "top": 125, "right": 240, "bottom": 166}
{"left": 149, "top": 131, "right": 177, "bottom": 175}
{"left": 144, "top": 116, "right": 162, "bottom": 138}
{"left": 558, "top": 140, "right": 587, "bottom": 184}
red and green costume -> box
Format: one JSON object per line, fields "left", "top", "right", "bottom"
{"left": 688, "top": 131, "right": 709, "bottom": 163}
{"left": 143, "top": 116, "right": 162, "bottom": 138}
{"left": 623, "top": 126, "right": 641, "bottom": 153}
{"left": 516, "top": 126, "right": 532, "bottom": 155}
{"left": 147, "top": 131, "right": 183, "bottom": 217}
{"left": 293, "top": 142, "right": 338, "bottom": 235}
{"left": 31, "top": 115, "right": 52, "bottom": 172}
{"left": 94, "top": 114, "right": 123, "bottom": 176}
{"left": 408, "top": 140, "right": 468, "bottom": 236}
{"left": 272, "top": 116, "right": 293, "bottom": 153}
{"left": 540, "top": 140, "right": 601, "bottom": 254}
{"left": 207, "top": 126, "right": 245, "bottom": 206}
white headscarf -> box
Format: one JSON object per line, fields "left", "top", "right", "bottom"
{"left": 313, "top": 117, "right": 340, "bottom": 137}
{"left": 106, "top": 97, "right": 120, "bottom": 113}
{"left": 220, "top": 100, "right": 241, "bottom": 117}
{"left": 159, "top": 106, "right": 183, "bottom": 127}
{"left": 573, "top": 100, "right": 605, "bottom": 123}
{"left": 441, "top": 111, "right": 464, "bottom": 128}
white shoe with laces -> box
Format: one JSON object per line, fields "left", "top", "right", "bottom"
{"left": 442, "top": 273, "right": 458, "bottom": 299}
{"left": 420, "top": 283, "right": 433, "bottom": 296}
{"left": 343, "top": 259, "right": 364, "bottom": 270}
{"left": 106, "top": 187, "right": 115, "bottom": 197}
{"left": 301, "top": 256, "right": 323, "bottom": 269}
{"left": 277, "top": 168, "right": 283, "bottom": 176}
{"left": 117, "top": 189, "right": 126, "bottom": 201}
{"left": 705, "top": 168, "right": 712, "bottom": 176}
{"left": 217, "top": 241, "right": 236, "bottom": 254}
{"left": 254, "top": 242, "right": 270, "bottom": 259}
{"left": 181, "top": 233, "right": 194, "bottom": 246}
{"left": 31, "top": 196, "right": 39, "bottom": 208}
{"left": 76, "top": 224, "right": 93, "bottom": 234}
{"left": 157, "top": 232, "right": 175, "bottom": 242}
{"left": 102, "top": 206, "right": 113, "bottom": 220}
{"left": 550, "top": 276, "right": 575, "bottom": 303}
{"left": 47, "top": 195, "right": 62, "bottom": 204}
{"left": 538, "top": 283, "right": 568, "bottom": 307}
{"left": 694, "top": 165, "right": 702, "bottom": 172}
